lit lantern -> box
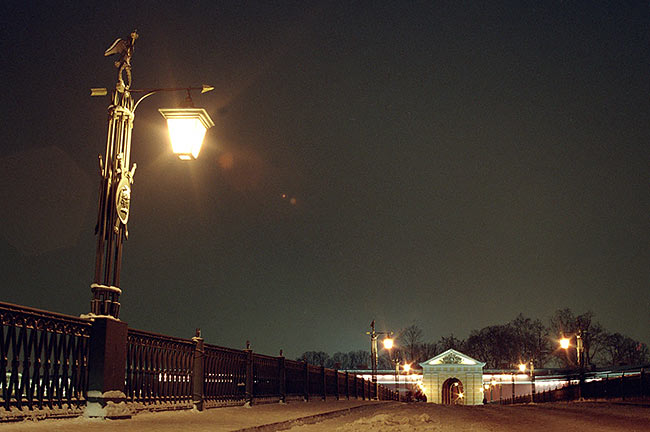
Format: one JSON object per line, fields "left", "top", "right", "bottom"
{"left": 159, "top": 107, "right": 214, "bottom": 160}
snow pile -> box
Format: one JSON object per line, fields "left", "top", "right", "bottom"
{"left": 0, "top": 404, "right": 83, "bottom": 422}
{"left": 337, "top": 412, "right": 438, "bottom": 431}
{"left": 85, "top": 391, "right": 131, "bottom": 419}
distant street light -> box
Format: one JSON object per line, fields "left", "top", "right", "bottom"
{"left": 381, "top": 336, "right": 398, "bottom": 400}
{"left": 560, "top": 331, "right": 586, "bottom": 400}
{"left": 518, "top": 361, "right": 535, "bottom": 402}
{"left": 89, "top": 31, "right": 214, "bottom": 318}
{"left": 366, "top": 320, "right": 393, "bottom": 399}
{"left": 401, "top": 362, "right": 412, "bottom": 401}
{"left": 559, "top": 337, "right": 570, "bottom": 350}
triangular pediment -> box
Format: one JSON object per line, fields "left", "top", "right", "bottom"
{"left": 419, "top": 349, "right": 485, "bottom": 368}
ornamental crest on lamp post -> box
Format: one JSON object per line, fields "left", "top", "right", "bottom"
{"left": 115, "top": 176, "right": 131, "bottom": 225}
{"left": 114, "top": 154, "right": 136, "bottom": 227}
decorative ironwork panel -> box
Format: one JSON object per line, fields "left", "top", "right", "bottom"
{"left": 125, "top": 329, "right": 193, "bottom": 407}
{"left": 307, "top": 364, "right": 322, "bottom": 397}
{"left": 325, "top": 369, "right": 337, "bottom": 396}
{"left": 284, "top": 360, "right": 305, "bottom": 396}
{"left": 337, "top": 372, "right": 346, "bottom": 397}
{"left": 203, "top": 344, "right": 246, "bottom": 404}
{"left": 0, "top": 302, "right": 91, "bottom": 414}
{"left": 355, "top": 375, "right": 363, "bottom": 398}
{"left": 347, "top": 373, "right": 355, "bottom": 398}
{"left": 252, "top": 354, "right": 280, "bottom": 398}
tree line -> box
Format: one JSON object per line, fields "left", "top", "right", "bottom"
{"left": 297, "top": 309, "right": 649, "bottom": 370}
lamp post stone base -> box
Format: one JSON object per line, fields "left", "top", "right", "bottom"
{"left": 85, "top": 317, "right": 130, "bottom": 419}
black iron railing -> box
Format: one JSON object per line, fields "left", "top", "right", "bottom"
{"left": 125, "top": 328, "right": 193, "bottom": 408}
{"left": 203, "top": 343, "right": 247, "bottom": 406}
{"left": 0, "top": 302, "right": 397, "bottom": 421}
{"left": 0, "top": 302, "right": 91, "bottom": 416}
{"left": 501, "top": 368, "right": 649, "bottom": 405}
{"left": 252, "top": 353, "right": 281, "bottom": 398}
{"left": 285, "top": 359, "right": 307, "bottom": 398}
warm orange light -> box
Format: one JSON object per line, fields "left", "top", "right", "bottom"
{"left": 518, "top": 363, "right": 526, "bottom": 373}
{"left": 383, "top": 338, "right": 394, "bottom": 350}
{"left": 159, "top": 108, "right": 214, "bottom": 160}
{"left": 560, "top": 338, "right": 570, "bottom": 350}
{"left": 402, "top": 363, "right": 411, "bottom": 372}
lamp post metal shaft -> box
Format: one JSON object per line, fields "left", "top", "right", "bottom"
{"left": 369, "top": 321, "right": 378, "bottom": 396}
{"left": 91, "top": 32, "right": 139, "bottom": 319}
{"left": 365, "top": 320, "right": 392, "bottom": 399}
{"left": 530, "top": 361, "right": 535, "bottom": 403}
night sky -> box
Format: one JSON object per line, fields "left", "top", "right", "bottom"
{"left": 1, "top": 1, "right": 648, "bottom": 359}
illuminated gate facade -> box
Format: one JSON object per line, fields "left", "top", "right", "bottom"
{"left": 420, "top": 349, "right": 485, "bottom": 405}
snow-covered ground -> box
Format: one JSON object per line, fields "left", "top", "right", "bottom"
{"left": 286, "top": 401, "right": 650, "bottom": 432}
{"left": 0, "top": 400, "right": 648, "bottom": 431}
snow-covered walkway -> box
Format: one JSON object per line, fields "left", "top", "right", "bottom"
{"left": 0, "top": 400, "right": 381, "bottom": 432}
{"left": 1, "top": 400, "right": 648, "bottom": 431}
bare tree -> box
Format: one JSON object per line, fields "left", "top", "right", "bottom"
{"left": 348, "top": 350, "right": 371, "bottom": 369}
{"left": 510, "top": 313, "right": 551, "bottom": 366}
{"left": 297, "top": 351, "right": 330, "bottom": 366}
{"left": 436, "top": 334, "right": 465, "bottom": 352}
{"left": 398, "top": 324, "right": 424, "bottom": 363}
{"left": 600, "top": 333, "right": 649, "bottom": 366}
{"left": 330, "top": 352, "right": 351, "bottom": 369}
{"left": 549, "top": 309, "right": 605, "bottom": 368}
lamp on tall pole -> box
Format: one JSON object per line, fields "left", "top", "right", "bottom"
{"left": 89, "top": 31, "right": 215, "bottom": 319}
{"left": 366, "top": 320, "right": 393, "bottom": 399}
{"left": 518, "top": 361, "right": 535, "bottom": 403}
{"left": 576, "top": 330, "right": 586, "bottom": 400}
{"left": 559, "top": 331, "right": 586, "bottom": 400}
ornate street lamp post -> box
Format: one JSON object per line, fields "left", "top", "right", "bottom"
{"left": 89, "top": 31, "right": 214, "bottom": 319}
{"left": 366, "top": 320, "right": 393, "bottom": 399}
{"left": 559, "top": 331, "right": 586, "bottom": 400}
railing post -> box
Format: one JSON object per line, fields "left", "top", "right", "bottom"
{"left": 303, "top": 361, "right": 309, "bottom": 401}
{"left": 345, "top": 372, "right": 350, "bottom": 399}
{"left": 621, "top": 372, "right": 626, "bottom": 400}
{"left": 192, "top": 328, "right": 204, "bottom": 411}
{"left": 355, "top": 376, "right": 359, "bottom": 399}
{"left": 641, "top": 368, "right": 645, "bottom": 400}
{"left": 279, "top": 350, "right": 286, "bottom": 403}
{"left": 321, "top": 366, "right": 326, "bottom": 400}
{"left": 86, "top": 317, "right": 130, "bottom": 419}
{"left": 335, "top": 370, "right": 340, "bottom": 400}
{"left": 245, "top": 341, "right": 254, "bottom": 406}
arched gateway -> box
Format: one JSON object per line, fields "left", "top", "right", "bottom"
{"left": 419, "top": 349, "right": 485, "bottom": 405}
{"left": 441, "top": 377, "right": 464, "bottom": 404}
